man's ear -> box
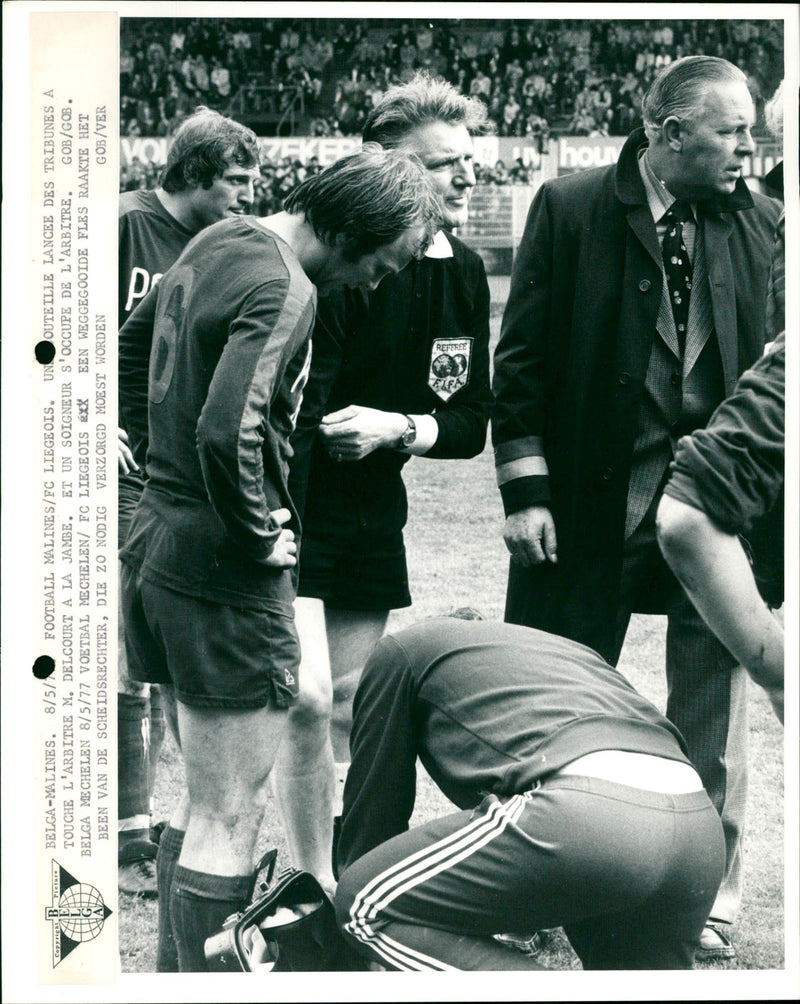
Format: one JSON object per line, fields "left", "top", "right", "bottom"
{"left": 663, "top": 115, "right": 684, "bottom": 152}
{"left": 182, "top": 163, "right": 204, "bottom": 190}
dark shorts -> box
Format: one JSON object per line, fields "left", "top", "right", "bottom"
{"left": 120, "top": 563, "right": 300, "bottom": 710}
{"left": 119, "top": 474, "right": 144, "bottom": 549}
{"left": 297, "top": 527, "right": 411, "bottom": 611}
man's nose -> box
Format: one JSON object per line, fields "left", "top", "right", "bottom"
{"left": 737, "top": 128, "right": 756, "bottom": 155}
{"left": 453, "top": 160, "right": 476, "bottom": 188}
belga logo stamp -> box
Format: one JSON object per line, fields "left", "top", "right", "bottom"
{"left": 45, "top": 859, "right": 112, "bottom": 966}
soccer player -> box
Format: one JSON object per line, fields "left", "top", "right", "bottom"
{"left": 335, "top": 617, "right": 724, "bottom": 971}
{"left": 118, "top": 146, "right": 441, "bottom": 972}
{"left": 117, "top": 106, "right": 260, "bottom": 897}
{"left": 274, "top": 72, "right": 493, "bottom": 895}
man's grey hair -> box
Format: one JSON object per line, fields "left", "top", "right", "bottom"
{"left": 642, "top": 56, "right": 749, "bottom": 141}
{"left": 765, "top": 79, "right": 784, "bottom": 139}
{"left": 362, "top": 70, "right": 491, "bottom": 148}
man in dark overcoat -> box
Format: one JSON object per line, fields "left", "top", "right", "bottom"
{"left": 491, "top": 55, "right": 781, "bottom": 959}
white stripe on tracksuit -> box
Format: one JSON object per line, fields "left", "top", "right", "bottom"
{"left": 344, "top": 794, "right": 529, "bottom": 971}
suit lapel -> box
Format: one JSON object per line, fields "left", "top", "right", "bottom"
{"left": 621, "top": 205, "right": 666, "bottom": 374}
{"left": 626, "top": 203, "right": 661, "bottom": 268}
{"left": 702, "top": 213, "right": 738, "bottom": 394}
{"left": 626, "top": 204, "right": 682, "bottom": 360}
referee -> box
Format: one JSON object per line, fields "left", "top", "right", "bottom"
{"left": 274, "top": 73, "right": 493, "bottom": 895}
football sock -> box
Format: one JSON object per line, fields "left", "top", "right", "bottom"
{"left": 171, "top": 866, "right": 252, "bottom": 972}
{"left": 155, "top": 826, "right": 185, "bottom": 972}
{"left": 118, "top": 693, "right": 151, "bottom": 849}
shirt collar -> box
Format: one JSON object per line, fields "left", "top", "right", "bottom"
{"left": 424, "top": 229, "right": 454, "bottom": 259}
{"left": 638, "top": 149, "right": 696, "bottom": 224}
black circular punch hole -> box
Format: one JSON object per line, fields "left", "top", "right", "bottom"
{"left": 35, "top": 341, "right": 56, "bottom": 364}
{"left": 33, "top": 655, "right": 56, "bottom": 679}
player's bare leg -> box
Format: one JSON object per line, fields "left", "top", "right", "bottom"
{"left": 272, "top": 603, "right": 388, "bottom": 892}
{"left": 327, "top": 608, "right": 389, "bottom": 762}
{"left": 170, "top": 700, "right": 288, "bottom": 970}
{"left": 178, "top": 702, "right": 288, "bottom": 872}
{"left": 272, "top": 597, "right": 337, "bottom": 894}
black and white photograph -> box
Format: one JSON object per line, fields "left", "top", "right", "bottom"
{"left": 2, "top": 3, "right": 798, "bottom": 1001}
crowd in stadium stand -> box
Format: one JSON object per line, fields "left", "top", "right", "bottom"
{"left": 120, "top": 17, "right": 783, "bottom": 193}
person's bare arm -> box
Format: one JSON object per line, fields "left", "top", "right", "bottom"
{"left": 656, "top": 494, "right": 783, "bottom": 723}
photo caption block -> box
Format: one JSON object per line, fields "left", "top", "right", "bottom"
{"left": 30, "top": 11, "right": 119, "bottom": 984}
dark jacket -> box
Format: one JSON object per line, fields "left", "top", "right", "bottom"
{"left": 491, "top": 127, "right": 781, "bottom": 653}
{"left": 289, "top": 230, "right": 492, "bottom": 529}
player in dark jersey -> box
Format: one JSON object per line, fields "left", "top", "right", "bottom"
{"left": 117, "top": 107, "right": 260, "bottom": 899}
{"left": 334, "top": 617, "right": 724, "bottom": 970}
{"left": 275, "top": 72, "right": 493, "bottom": 896}
{"left": 119, "top": 146, "right": 442, "bottom": 972}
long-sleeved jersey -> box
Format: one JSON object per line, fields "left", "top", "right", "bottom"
{"left": 118, "top": 188, "right": 197, "bottom": 329}
{"left": 118, "top": 189, "right": 200, "bottom": 508}
{"left": 665, "top": 332, "right": 785, "bottom": 606}
{"left": 119, "top": 216, "right": 315, "bottom": 609}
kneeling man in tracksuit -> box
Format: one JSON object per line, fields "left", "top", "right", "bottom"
{"left": 334, "top": 617, "right": 724, "bottom": 970}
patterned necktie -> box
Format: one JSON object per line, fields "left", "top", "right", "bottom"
{"left": 661, "top": 201, "right": 693, "bottom": 357}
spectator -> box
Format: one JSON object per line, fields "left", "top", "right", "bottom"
{"left": 469, "top": 64, "right": 492, "bottom": 103}
{"left": 191, "top": 54, "right": 210, "bottom": 96}
{"left": 399, "top": 35, "right": 417, "bottom": 76}
{"left": 509, "top": 156, "right": 535, "bottom": 182}
{"left": 655, "top": 44, "right": 673, "bottom": 69}
{"left": 231, "top": 25, "right": 251, "bottom": 52}
{"left": 500, "top": 93, "right": 521, "bottom": 135}
{"left": 210, "top": 57, "right": 231, "bottom": 100}
{"left": 505, "top": 57, "right": 525, "bottom": 90}
{"left": 169, "top": 26, "right": 186, "bottom": 55}
{"left": 589, "top": 118, "right": 611, "bottom": 137}
{"left": 490, "top": 158, "right": 510, "bottom": 184}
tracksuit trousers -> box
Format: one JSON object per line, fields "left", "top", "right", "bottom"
{"left": 336, "top": 776, "right": 724, "bottom": 971}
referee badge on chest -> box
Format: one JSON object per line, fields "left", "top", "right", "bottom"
{"left": 428, "top": 337, "right": 473, "bottom": 401}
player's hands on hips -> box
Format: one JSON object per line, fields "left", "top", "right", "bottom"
{"left": 504, "top": 505, "right": 558, "bottom": 567}
{"left": 118, "top": 427, "right": 139, "bottom": 475}
{"left": 319, "top": 405, "right": 406, "bottom": 461}
{"left": 266, "top": 507, "right": 297, "bottom": 568}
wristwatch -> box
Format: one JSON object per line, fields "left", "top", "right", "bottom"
{"left": 398, "top": 415, "right": 417, "bottom": 448}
